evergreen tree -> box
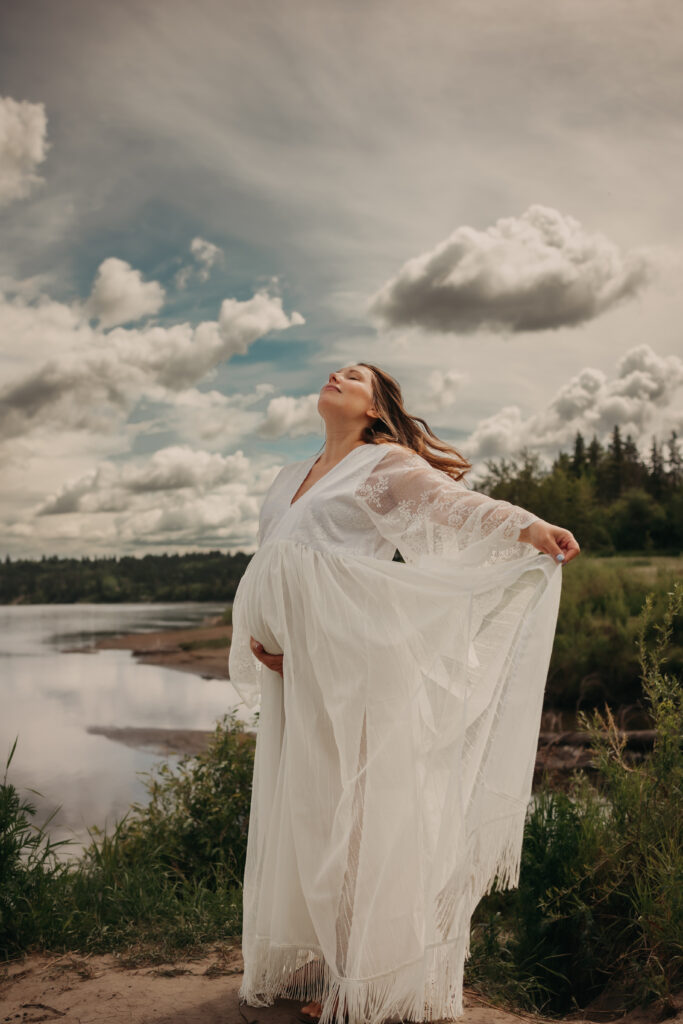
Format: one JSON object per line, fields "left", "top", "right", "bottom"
{"left": 606, "top": 424, "right": 625, "bottom": 499}
{"left": 648, "top": 436, "right": 666, "bottom": 501}
{"left": 665, "top": 429, "right": 683, "bottom": 488}
{"left": 622, "top": 433, "right": 646, "bottom": 490}
{"left": 570, "top": 431, "right": 587, "bottom": 477}
{"left": 586, "top": 434, "right": 603, "bottom": 473}
{"left": 553, "top": 451, "right": 572, "bottom": 475}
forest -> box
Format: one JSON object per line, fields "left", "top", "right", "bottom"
{"left": 1, "top": 425, "right": 681, "bottom": 604}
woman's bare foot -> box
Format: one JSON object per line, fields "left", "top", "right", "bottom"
{"left": 300, "top": 995, "right": 340, "bottom": 1020}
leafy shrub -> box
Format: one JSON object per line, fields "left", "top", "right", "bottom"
{"left": 467, "top": 582, "right": 683, "bottom": 1016}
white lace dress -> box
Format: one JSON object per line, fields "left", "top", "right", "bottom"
{"left": 228, "top": 441, "right": 562, "bottom": 1024}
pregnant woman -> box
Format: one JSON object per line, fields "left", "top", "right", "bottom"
{"left": 228, "top": 362, "right": 579, "bottom": 1024}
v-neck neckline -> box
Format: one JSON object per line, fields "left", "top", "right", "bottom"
{"left": 289, "top": 444, "right": 371, "bottom": 507}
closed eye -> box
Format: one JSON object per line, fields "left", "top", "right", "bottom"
{"left": 333, "top": 369, "right": 362, "bottom": 380}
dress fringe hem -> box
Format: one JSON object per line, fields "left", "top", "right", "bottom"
{"left": 238, "top": 933, "right": 471, "bottom": 1024}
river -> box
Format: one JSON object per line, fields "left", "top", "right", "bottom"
{"left": 1, "top": 602, "right": 251, "bottom": 858}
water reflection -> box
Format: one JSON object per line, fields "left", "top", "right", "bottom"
{"left": 1, "top": 603, "right": 255, "bottom": 858}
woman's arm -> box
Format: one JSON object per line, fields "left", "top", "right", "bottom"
{"left": 355, "top": 443, "right": 580, "bottom": 567}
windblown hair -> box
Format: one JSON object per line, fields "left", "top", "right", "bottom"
{"left": 357, "top": 362, "right": 472, "bottom": 482}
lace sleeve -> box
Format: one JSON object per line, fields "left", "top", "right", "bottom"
{"left": 354, "top": 444, "right": 541, "bottom": 569}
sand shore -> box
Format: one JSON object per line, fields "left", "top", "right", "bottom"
{"left": 5, "top": 948, "right": 675, "bottom": 1024}
{"left": 92, "top": 613, "right": 233, "bottom": 682}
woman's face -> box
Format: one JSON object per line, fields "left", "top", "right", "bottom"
{"left": 318, "top": 364, "right": 378, "bottom": 426}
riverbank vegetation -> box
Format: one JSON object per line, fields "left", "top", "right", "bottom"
{"left": 1, "top": 714, "right": 254, "bottom": 961}
{"left": 1, "top": 586, "right": 681, "bottom": 1016}
{"left": 467, "top": 582, "right": 683, "bottom": 1016}
{"left": 546, "top": 554, "right": 683, "bottom": 712}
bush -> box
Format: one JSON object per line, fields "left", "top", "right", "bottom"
{"left": 467, "top": 581, "right": 683, "bottom": 1016}
{"left": 0, "top": 711, "right": 255, "bottom": 958}
{"left": 546, "top": 556, "right": 683, "bottom": 710}
{"left": 0, "top": 739, "right": 71, "bottom": 958}
{"left": 94, "top": 708, "right": 255, "bottom": 888}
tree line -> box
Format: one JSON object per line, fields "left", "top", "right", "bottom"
{"left": 477, "top": 426, "right": 683, "bottom": 554}
{"left": 0, "top": 550, "right": 252, "bottom": 604}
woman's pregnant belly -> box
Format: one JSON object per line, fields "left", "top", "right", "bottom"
{"left": 234, "top": 542, "right": 285, "bottom": 656}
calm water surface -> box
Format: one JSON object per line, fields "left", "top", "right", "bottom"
{"left": 1, "top": 603, "right": 254, "bottom": 857}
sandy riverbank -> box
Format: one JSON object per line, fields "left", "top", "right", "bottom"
{"left": 4, "top": 948, "right": 676, "bottom": 1024}
{"left": 91, "top": 614, "right": 233, "bottom": 681}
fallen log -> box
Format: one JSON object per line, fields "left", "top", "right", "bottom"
{"left": 538, "top": 729, "right": 657, "bottom": 750}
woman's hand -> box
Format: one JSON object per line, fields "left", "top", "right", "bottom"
{"left": 250, "top": 635, "right": 284, "bottom": 676}
{"left": 518, "top": 520, "right": 581, "bottom": 565}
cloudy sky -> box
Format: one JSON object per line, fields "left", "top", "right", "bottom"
{"left": 1, "top": 0, "right": 682, "bottom": 558}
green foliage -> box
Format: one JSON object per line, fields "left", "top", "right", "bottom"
{"left": 467, "top": 583, "right": 683, "bottom": 1016}
{"left": 0, "top": 712, "right": 255, "bottom": 958}
{"left": 0, "top": 739, "right": 71, "bottom": 958}
{"left": 97, "top": 709, "right": 255, "bottom": 887}
{"left": 476, "top": 426, "right": 683, "bottom": 556}
{"left": 546, "top": 556, "right": 683, "bottom": 710}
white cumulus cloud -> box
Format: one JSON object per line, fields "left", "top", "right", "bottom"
{"left": 38, "top": 446, "right": 251, "bottom": 514}
{"left": 20, "top": 445, "right": 284, "bottom": 556}
{"left": 369, "top": 205, "right": 657, "bottom": 335}
{"left": 0, "top": 276, "right": 304, "bottom": 442}
{"left": 257, "top": 393, "right": 322, "bottom": 439}
{"left": 464, "top": 343, "right": 683, "bottom": 463}
{"left": 85, "top": 257, "right": 166, "bottom": 328}
{"left": 425, "top": 368, "right": 466, "bottom": 409}
{"left": 174, "top": 236, "right": 224, "bottom": 288}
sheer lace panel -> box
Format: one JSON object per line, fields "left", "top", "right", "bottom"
{"left": 354, "top": 444, "right": 540, "bottom": 567}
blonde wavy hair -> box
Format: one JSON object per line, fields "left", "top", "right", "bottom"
{"left": 355, "top": 362, "right": 472, "bottom": 482}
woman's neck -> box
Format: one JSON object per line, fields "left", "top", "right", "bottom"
{"left": 319, "top": 436, "right": 367, "bottom": 465}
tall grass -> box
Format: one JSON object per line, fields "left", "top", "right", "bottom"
{"left": 0, "top": 738, "right": 73, "bottom": 958}
{"left": 466, "top": 581, "right": 683, "bottom": 1016}
{"left": 0, "top": 711, "right": 254, "bottom": 959}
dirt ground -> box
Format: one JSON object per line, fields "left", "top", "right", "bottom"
{"left": 2, "top": 949, "right": 681, "bottom": 1024}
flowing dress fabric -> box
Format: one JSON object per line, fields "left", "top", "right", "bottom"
{"left": 228, "top": 443, "right": 562, "bottom": 1024}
